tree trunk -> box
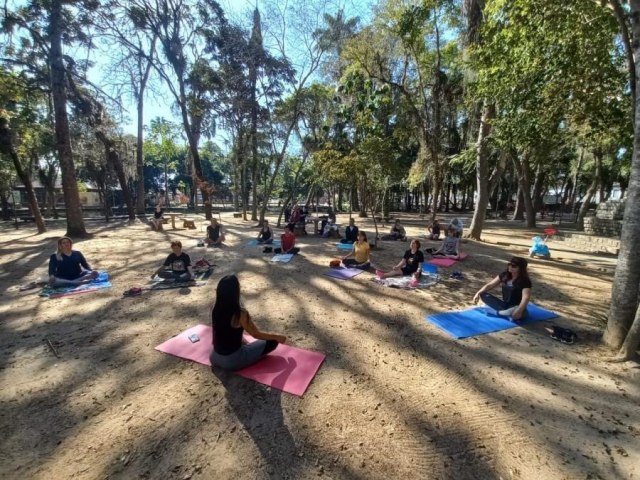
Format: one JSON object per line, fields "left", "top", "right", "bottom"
{"left": 613, "top": 303, "right": 640, "bottom": 361}
{"left": 49, "top": 0, "right": 87, "bottom": 236}
{"left": 467, "top": 102, "right": 495, "bottom": 240}
{"left": 604, "top": 1, "right": 640, "bottom": 349}
{"left": 0, "top": 127, "right": 46, "bottom": 233}
{"left": 512, "top": 186, "right": 524, "bottom": 221}
{"left": 513, "top": 154, "right": 536, "bottom": 228}
{"left": 576, "top": 153, "right": 601, "bottom": 231}
{"left": 95, "top": 131, "right": 135, "bottom": 222}
{"left": 135, "top": 79, "right": 148, "bottom": 214}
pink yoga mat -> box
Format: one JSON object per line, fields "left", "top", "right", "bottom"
{"left": 427, "top": 252, "right": 467, "bottom": 267}
{"left": 155, "top": 325, "right": 325, "bottom": 397}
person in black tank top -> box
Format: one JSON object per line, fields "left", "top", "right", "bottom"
{"left": 210, "top": 275, "right": 287, "bottom": 370}
{"left": 473, "top": 256, "right": 532, "bottom": 320}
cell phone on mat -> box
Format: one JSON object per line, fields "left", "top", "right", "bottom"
{"left": 188, "top": 333, "right": 200, "bottom": 343}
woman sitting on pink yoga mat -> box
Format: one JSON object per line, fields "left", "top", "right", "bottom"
{"left": 472, "top": 256, "right": 532, "bottom": 320}
{"left": 431, "top": 227, "right": 460, "bottom": 259}
{"left": 210, "top": 275, "right": 287, "bottom": 370}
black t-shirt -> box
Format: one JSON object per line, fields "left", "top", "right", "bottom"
{"left": 403, "top": 249, "right": 425, "bottom": 274}
{"left": 207, "top": 225, "right": 221, "bottom": 241}
{"left": 213, "top": 310, "right": 245, "bottom": 355}
{"left": 163, "top": 252, "right": 191, "bottom": 273}
{"left": 258, "top": 227, "right": 272, "bottom": 241}
{"left": 501, "top": 273, "right": 532, "bottom": 307}
{"left": 345, "top": 226, "right": 359, "bottom": 242}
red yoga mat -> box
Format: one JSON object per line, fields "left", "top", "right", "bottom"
{"left": 155, "top": 324, "right": 325, "bottom": 397}
{"left": 427, "top": 252, "right": 468, "bottom": 267}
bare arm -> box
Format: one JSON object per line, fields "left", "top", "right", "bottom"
{"left": 473, "top": 275, "right": 502, "bottom": 304}
{"left": 511, "top": 288, "right": 531, "bottom": 320}
{"left": 239, "top": 312, "right": 286, "bottom": 343}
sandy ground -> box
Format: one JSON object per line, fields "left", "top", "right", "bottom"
{"left": 0, "top": 212, "right": 638, "bottom": 480}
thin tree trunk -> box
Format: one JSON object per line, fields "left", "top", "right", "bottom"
{"left": 468, "top": 102, "right": 495, "bottom": 239}
{"left": 512, "top": 186, "right": 524, "bottom": 221}
{"left": 576, "top": 153, "right": 601, "bottom": 231}
{"left": 49, "top": 0, "right": 86, "bottom": 236}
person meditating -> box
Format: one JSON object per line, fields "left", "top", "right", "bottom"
{"left": 210, "top": 274, "right": 286, "bottom": 370}
{"left": 48, "top": 237, "right": 99, "bottom": 286}
{"left": 384, "top": 219, "right": 407, "bottom": 241}
{"left": 152, "top": 240, "right": 194, "bottom": 282}
{"left": 472, "top": 256, "right": 532, "bottom": 320}
{"left": 341, "top": 231, "right": 371, "bottom": 270}
{"left": 432, "top": 227, "right": 460, "bottom": 258}
{"left": 341, "top": 218, "right": 359, "bottom": 244}
{"left": 205, "top": 218, "right": 226, "bottom": 247}
{"left": 257, "top": 220, "right": 273, "bottom": 244}
{"left": 275, "top": 225, "right": 300, "bottom": 254}
{"left": 377, "top": 239, "right": 424, "bottom": 280}
{"left": 427, "top": 219, "right": 441, "bottom": 240}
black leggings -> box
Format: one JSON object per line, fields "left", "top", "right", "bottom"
{"left": 262, "top": 340, "right": 279, "bottom": 355}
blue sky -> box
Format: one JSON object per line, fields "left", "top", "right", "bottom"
{"left": 103, "top": 0, "right": 373, "bottom": 137}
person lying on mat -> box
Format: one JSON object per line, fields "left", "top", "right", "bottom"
{"left": 432, "top": 227, "right": 460, "bottom": 259}
{"left": 472, "top": 256, "right": 532, "bottom": 320}
{"left": 205, "top": 218, "right": 226, "bottom": 246}
{"left": 342, "top": 231, "right": 371, "bottom": 270}
{"left": 210, "top": 274, "right": 286, "bottom": 370}
{"left": 274, "top": 225, "right": 300, "bottom": 254}
{"left": 376, "top": 239, "right": 424, "bottom": 280}
{"left": 257, "top": 219, "right": 273, "bottom": 244}
{"left": 152, "top": 240, "right": 194, "bottom": 282}
{"left": 341, "top": 217, "right": 359, "bottom": 244}
{"left": 48, "top": 236, "right": 99, "bottom": 286}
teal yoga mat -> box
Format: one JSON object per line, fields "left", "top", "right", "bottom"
{"left": 425, "top": 303, "right": 558, "bottom": 339}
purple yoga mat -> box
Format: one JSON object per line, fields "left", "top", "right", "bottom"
{"left": 155, "top": 324, "right": 325, "bottom": 396}
{"left": 427, "top": 252, "right": 468, "bottom": 267}
{"left": 323, "top": 267, "right": 364, "bottom": 280}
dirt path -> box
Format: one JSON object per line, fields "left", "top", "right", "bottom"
{"left": 0, "top": 213, "right": 637, "bottom": 479}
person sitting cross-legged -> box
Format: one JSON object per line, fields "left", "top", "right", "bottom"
{"left": 152, "top": 240, "right": 194, "bottom": 282}
{"left": 48, "top": 237, "right": 99, "bottom": 287}
{"left": 431, "top": 227, "right": 460, "bottom": 259}
{"left": 210, "top": 274, "right": 286, "bottom": 371}
{"left": 257, "top": 220, "right": 273, "bottom": 244}
{"left": 274, "top": 226, "right": 300, "bottom": 255}
{"left": 341, "top": 217, "right": 359, "bottom": 244}
{"left": 377, "top": 239, "right": 424, "bottom": 280}
{"left": 341, "top": 231, "right": 371, "bottom": 270}
{"left": 472, "top": 256, "right": 532, "bottom": 320}
{"left": 205, "top": 218, "right": 226, "bottom": 247}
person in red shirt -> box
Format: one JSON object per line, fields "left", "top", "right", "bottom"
{"left": 275, "top": 225, "right": 300, "bottom": 254}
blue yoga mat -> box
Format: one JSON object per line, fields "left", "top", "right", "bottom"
{"left": 247, "top": 239, "right": 281, "bottom": 247}
{"left": 335, "top": 243, "right": 353, "bottom": 250}
{"left": 425, "top": 303, "right": 558, "bottom": 339}
{"left": 39, "top": 271, "right": 111, "bottom": 299}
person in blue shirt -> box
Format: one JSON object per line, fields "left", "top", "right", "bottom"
{"left": 48, "top": 237, "right": 99, "bottom": 286}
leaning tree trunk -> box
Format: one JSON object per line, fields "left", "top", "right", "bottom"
{"left": 0, "top": 121, "right": 46, "bottom": 233}
{"left": 467, "top": 102, "right": 495, "bottom": 240}
{"left": 604, "top": 1, "right": 640, "bottom": 349}
{"left": 49, "top": 0, "right": 87, "bottom": 236}
{"left": 512, "top": 186, "right": 524, "bottom": 221}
